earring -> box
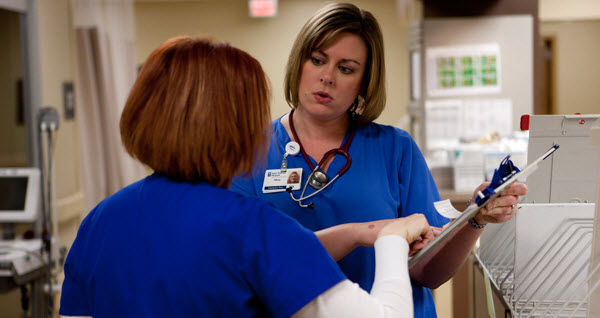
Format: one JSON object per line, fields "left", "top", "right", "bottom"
{"left": 351, "top": 96, "right": 365, "bottom": 117}
{"left": 357, "top": 96, "right": 365, "bottom": 109}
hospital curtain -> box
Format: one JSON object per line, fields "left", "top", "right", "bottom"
{"left": 70, "top": 0, "right": 146, "bottom": 214}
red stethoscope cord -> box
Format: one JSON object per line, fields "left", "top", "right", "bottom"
{"left": 286, "top": 109, "right": 354, "bottom": 208}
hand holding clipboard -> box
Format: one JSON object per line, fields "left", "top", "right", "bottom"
{"left": 408, "top": 144, "right": 560, "bottom": 268}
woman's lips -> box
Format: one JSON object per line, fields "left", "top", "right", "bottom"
{"left": 313, "top": 92, "right": 332, "bottom": 103}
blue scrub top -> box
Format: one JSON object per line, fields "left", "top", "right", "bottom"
{"left": 231, "top": 116, "right": 449, "bottom": 318}
{"left": 60, "top": 173, "right": 346, "bottom": 318}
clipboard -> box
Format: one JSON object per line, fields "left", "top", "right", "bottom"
{"left": 408, "top": 144, "right": 559, "bottom": 268}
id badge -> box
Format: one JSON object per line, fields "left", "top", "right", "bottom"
{"left": 262, "top": 168, "right": 302, "bottom": 193}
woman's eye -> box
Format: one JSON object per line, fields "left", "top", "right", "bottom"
{"left": 311, "top": 57, "right": 324, "bottom": 66}
{"left": 339, "top": 66, "right": 354, "bottom": 74}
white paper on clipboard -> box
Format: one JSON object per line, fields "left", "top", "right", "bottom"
{"left": 433, "top": 199, "right": 463, "bottom": 219}
{"left": 408, "top": 145, "right": 559, "bottom": 268}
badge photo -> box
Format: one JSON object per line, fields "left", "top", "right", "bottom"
{"left": 262, "top": 168, "right": 302, "bottom": 193}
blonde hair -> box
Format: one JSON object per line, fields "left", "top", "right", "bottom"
{"left": 284, "top": 2, "right": 386, "bottom": 126}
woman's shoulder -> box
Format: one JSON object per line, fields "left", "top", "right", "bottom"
{"left": 269, "top": 113, "right": 292, "bottom": 147}
{"left": 91, "top": 175, "right": 253, "bottom": 213}
{"left": 271, "top": 114, "right": 286, "bottom": 134}
{"left": 358, "top": 121, "right": 414, "bottom": 143}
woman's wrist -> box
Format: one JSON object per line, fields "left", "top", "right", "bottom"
{"left": 466, "top": 198, "right": 487, "bottom": 228}
{"left": 357, "top": 221, "right": 396, "bottom": 247}
{"left": 468, "top": 216, "right": 486, "bottom": 229}
{"left": 352, "top": 223, "right": 370, "bottom": 247}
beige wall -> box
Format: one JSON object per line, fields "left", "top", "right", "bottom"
{"left": 539, "top": 0, "right": 600, "bottom": 116}
{"left": 540, "top": 0, "right": 600, "bottom": 21}
{"left": 135, "top": 0, "right": 411, "bottom": 127}
{"left": 540, "top": 20, "right": 600, "bottom": 115}
{"left": 0, "top": 9, "right": 26, "bottom": 167}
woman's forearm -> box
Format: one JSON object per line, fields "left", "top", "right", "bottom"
{"left": 408, "top": 222, "right": 483, "bottom": 289}
{"left": 315, "top": 220, "right": 396, "bottom": 261}
{"left": 315, "top": 223, "right": 361, "bottom": 261}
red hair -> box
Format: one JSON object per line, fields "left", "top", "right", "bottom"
{"left": 120, "top": 36, "right": 271, "bottom": 187}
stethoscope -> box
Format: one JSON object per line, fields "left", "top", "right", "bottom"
{"left": 284, "top": 109, "right": 354, "bottom": 209}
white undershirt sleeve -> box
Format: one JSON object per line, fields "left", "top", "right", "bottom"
{"left": 292, "top": 235, "right": 413, "bottom": 318}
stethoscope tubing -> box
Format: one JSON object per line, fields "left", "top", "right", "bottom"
{"left": 290, "top": 170, "right": 340, "bottom": 202}
{"left": 288, "top": 109, "right": 354, "bottom": 177}
{"left": 287, "top": 109, "right": 355, "bottom": 207}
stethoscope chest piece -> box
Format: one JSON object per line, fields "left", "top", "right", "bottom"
{"left": 286, "top": 109, "right": 355, "bottom": 208}
{"left": 308, "top": 170, "right": 329, "bottom": 190}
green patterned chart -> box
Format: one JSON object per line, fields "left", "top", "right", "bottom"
{"left": 437, "top": 55, "right": 497, "bottom": 89}
{"left": 427, "top": 43, "right": 501, "bottom": 96}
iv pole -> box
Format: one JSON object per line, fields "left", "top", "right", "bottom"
{"left": 34, "top": 107, "right": 59, "bottom": 318}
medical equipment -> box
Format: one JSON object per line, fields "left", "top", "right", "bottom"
{"left": 523, "top": 114, "right": 600, "bottom": 204}
{"left": 0, "top": 167, "right": 44, "bottom": 286}
{"left": 0, "top": 168, "right": 41, "bottom": 223}
{"left": 0, "top": 107, "right": 62, "bottom": 318}
{"left": 0, "top": 239, "right": 46, "bottom": 289}
{"left": 285, "top": 109, "right": 354, "bottom": 208}
{"left": 408, "top": 144, "right": 559, "bottom": 268}
{"left": 0, "top": 167, "right": 48, "bottom": 317}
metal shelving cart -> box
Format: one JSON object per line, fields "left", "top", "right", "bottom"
{"left": 476, "top": 204, "right": 599, "bottom": 318}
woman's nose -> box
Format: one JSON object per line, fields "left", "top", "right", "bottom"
{"left": 320, "top": 78, "right": 333, "bottom": 85}
{"left": 320, "top": 69, "right": 334, "bottom": 85}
